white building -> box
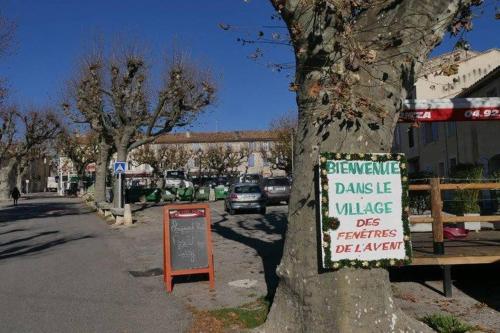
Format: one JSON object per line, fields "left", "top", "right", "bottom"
{"left": 394, "top": 48, "right": 500, "bottom": 177}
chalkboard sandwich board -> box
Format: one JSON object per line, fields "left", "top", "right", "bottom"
{"left": 163, "top": 203, "right": 215, "bottom": 292}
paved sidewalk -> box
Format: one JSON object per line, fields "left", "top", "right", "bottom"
{"left": 0, "top": 194, "right": 191, "bottom": 333}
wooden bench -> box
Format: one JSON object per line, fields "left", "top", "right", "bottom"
{"left": 96, "top": 202, "right": 112, "bottom": 217}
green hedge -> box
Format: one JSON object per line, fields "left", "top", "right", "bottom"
{"left": 450, "top": 164, "right": 483, "bottom": 215}
{"left": 409, "top": 171, "right": 434, "bottom": 214}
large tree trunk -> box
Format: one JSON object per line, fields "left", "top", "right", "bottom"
{"left": 260, "top": 1, "right": 472, "bottom": 330}
{"left": 262, "top": 110, "right": 434, "bottom": 332}
{"left": 94, "top": 141, "right": 112, "bottom": 203}
{"left": 261, "top": 73, "right": 431, "bottom": 332}
{"left": 0, "top": 159, "right": 17, "bottom": 200}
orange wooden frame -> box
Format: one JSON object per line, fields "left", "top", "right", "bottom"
{"left": 163, "top": 203, "right": 215, "bottom": 293}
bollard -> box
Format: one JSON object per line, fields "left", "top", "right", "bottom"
{"left": 124, "top": 204, "right": 133, "bottom": 226}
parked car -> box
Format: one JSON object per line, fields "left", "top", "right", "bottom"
{"left": 238, "top": 173, "right": 263, "bottom": 185}
{"left": 216, "top": 176, "right": 230, "bottom": 186}
{"left": 164, "top": 170, "right": 187, "bottom": 188}
{"left": 263, "top": 177, "right": 291, "bottom": 205}
{"left": 224, "top": 183, "right": 266, "bottom": 215}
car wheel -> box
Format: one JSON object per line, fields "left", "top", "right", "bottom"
{"left": 260, "top": 207, "right": 266, "bottom": 215}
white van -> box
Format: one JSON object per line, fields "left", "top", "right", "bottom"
{"left": 47, "top": 177, "right": 58, "bottom": 192}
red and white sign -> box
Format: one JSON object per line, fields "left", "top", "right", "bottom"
{"left": 399, "top": 98, "right": 500, "bottom": 122}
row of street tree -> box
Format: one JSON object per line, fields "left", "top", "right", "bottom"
{"left": 0, "top": 14, "right": 61, "bottom": 200}
{"left": 61, "top": 48, "right": 216, "bottom": 209}
{"left": 1, "top": 0, "right": 490, "bottom": 330}
{"left": 128, "top": 116, "right": 296, "bottom": 187}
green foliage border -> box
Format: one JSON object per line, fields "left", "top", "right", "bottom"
{"left": 319, "top": 152, "right": 412, "bottom": 270}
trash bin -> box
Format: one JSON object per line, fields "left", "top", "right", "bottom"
{"left": 177, "top": 186, "right": 194, "bottom": 201}
{"left": 195, "top": 186, "right": 210, "bottom": 201}
{"left": 162, "top": 189, "right": 176, "bottom": 202}
{"left": 145, "top": 188, "right": 162, "bottom": 202}
{"left": 126, "top": 188, "right": 143, "bottom": 203}
{"left": 214, "top": 185, "right": 229, "bottom": 200}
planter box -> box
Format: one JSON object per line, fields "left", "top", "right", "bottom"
{"left": 458, "top": 213, "right": 481, "bottom": 231}
{"left": 410, "top": 213, "right": 432, "bottom": 232}
{"left": 410, "top": 211, "right": 457, "bottom": 232}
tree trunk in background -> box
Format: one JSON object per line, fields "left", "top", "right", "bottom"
{"left": 112, "top": 145, "right": 128, "bottom": 209}
{"left": 94, "top": 141, "right": 112, "bottom": 203}
{"left": 0, "top": 159, "right": 17, "bottom": 200}
{"left": 16, "top": 162, "right": 28, "bottom": 193}
{"left": 16, "top": 169, "right": 23, "bottom": 192}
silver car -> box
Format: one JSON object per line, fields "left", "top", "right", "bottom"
{"left": 224, "top": 183, "right": 266, "bottom": 215}
{"left": 263, "top": 177, "right": 291, "bottom": 205}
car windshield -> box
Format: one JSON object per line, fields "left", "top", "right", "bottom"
{"left": 166, "top": 171, "right": 185, "bottom": 179}
{"left": 217, "top": 177, "right": 228, "bottom": 185}
{"left": 242, "top": 175, "right": 260, "bottom": 183}
{"left": 234, "top": 185, "right": 261, "bottom": 194}
{"left": 266, "top": 178, "right": 289, "bottom": 186}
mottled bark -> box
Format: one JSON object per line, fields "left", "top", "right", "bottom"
{"left": 0, "top": 158, "right": 17, "bottom": 200}
{"left": 261, "top": 0, "right": 474, "bottom": 331}
{"left": 15, "top": 169, "right": 23, "bottom": 192}
{"left": 112, "top": 144, "right": 128, "bottom": 209}
{"left": 94, "top": 141, "right": 112, "bottom": 203}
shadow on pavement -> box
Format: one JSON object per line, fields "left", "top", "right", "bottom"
{"left": 0, "top": 228, "right": 27, "bottom": 236}
{"left": 131, "top": 202, "right": 163, "bottom": 214}
{"left": 452, "top": 264, "right": 500, "bottom": 311}
{"left": 0, "top": 230, "right": 59, "bottom": 247}
{"left": 211, "top": 211, "right": 287, "bottom": 301}
{"left": 0, "top": 202, "right": 92, "bottom": 224}
{"left": 0, "top": 234, "right": 94, "bottom": 261}
{"left": 21, "top": 193, "right": 60, "bottom": 200}
{"left": 389, "top": 263, "right": 500, "bottom": 311}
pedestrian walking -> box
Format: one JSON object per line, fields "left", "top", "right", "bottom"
{"left": 11, "top": 187, "right": 21, "bottom": 206}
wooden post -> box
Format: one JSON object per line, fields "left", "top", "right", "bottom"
{"left": 430, "top": 178, "right": 444, "bottom": 254}
{"left": 442, "top": 265, "right": 452, "bottom": 297}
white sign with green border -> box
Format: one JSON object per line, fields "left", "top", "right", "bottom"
{"left": 319, "top": 153, "right": 412, "bottom": 269}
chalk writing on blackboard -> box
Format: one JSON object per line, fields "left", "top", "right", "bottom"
{"left": 169, "top": 217, "right": 208, "bottom": 270}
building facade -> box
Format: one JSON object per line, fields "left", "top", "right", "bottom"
{"left": 124, "top": 130, "right": 285, "bottom": 177}
{"left": 394, "top": 48, "right": 500, "bottom": 177}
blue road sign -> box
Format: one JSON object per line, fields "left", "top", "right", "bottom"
{"left": 114, "top": 161, "right": 127, "bottom": 174}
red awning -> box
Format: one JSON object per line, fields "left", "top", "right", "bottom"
{"left": 399, "top": 97, "right": 500, "bottom": 122}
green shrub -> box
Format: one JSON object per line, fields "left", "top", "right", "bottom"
{"left": 409, "top": 171, "right": 434, "bottom": 214}
{"left": 450, "top": 164, "right": 483, "bottom": 214}
{"left": 209, "top": 297, "right": 270, "bottom": 329}
{"left": 490, "top": 170, "right": 500, "bottom": 212}
{"left": 422, "top": 314, "right": 473, "bottom": 333}
{"left": 491, "top": 170, "right": 500, "bottom": 182}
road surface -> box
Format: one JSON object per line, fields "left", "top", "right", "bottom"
{"left": 0, "top": 194, "right": 190, "bottom": 333}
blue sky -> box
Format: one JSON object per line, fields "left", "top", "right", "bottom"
{"left": 2, "top": 0, "right": 498, "bottom": 132}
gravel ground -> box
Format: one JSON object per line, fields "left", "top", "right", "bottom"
{"left": 111, "top": 200, "right": 499, "bottom": 332}
{"left": 112, "top": 200, "right": 285, "bottom": 310}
